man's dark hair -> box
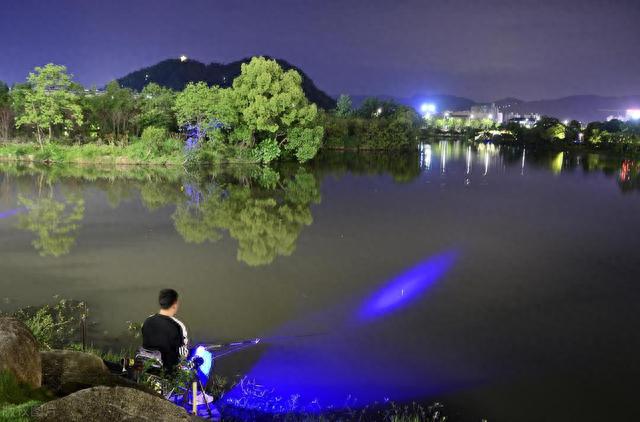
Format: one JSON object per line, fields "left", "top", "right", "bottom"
{"left": 159, "top": 289, "right": 179, "bottom": 309}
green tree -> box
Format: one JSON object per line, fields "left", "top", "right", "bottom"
{"left": 173, "top": 82, "right": 218, "bottom": 129}
{"left": 213, "top": 57, "right": 324, "bottom": 163}
{"left": 87, "top": 81, "right": 138, "bottom": 144}
{"left": 535, "top": 116, "right": 566, "bottom": 142}
{"left": 355, "top": 98, "right": 400, "bottom": 119}
{"left": 139, "top": 83, "right": 177, "bottom": 131}
{"left": 14, "top": 64, "right": 83, "bottom": 147}
{"left": 0, "top": 82, "right": 14, "bottom": 141}
{"left": 335, "top": 94, "right": 353, "bottom": 117}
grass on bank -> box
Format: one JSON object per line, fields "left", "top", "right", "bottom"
{"left": 0, "top": 141, "right": 183, "bottom": 166}
{"left": 0, "top": 371, "right": 51, "bottom": 422}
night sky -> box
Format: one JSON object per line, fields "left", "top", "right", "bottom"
{"left": 1, "top": 0, "right": 639, "bottom": 101}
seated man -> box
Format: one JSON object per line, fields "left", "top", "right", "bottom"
{"left": 141, "top": 289, "right": 215, "bottom": 407}
{"left": 142, "top": 289, "right": 189, "bottom": 373}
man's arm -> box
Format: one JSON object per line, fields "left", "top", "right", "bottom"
{"left": 171, "top": 317, "right": 189, "bottom": 359}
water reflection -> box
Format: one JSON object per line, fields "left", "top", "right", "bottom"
{"left": 172, "top": 168, "right": 320, "bottom": 266}
{"left": 1, "top": 144, "right": 639, "bottom": 261}
{"left": 17, "top": 192, "right": 84, "bottom": 258}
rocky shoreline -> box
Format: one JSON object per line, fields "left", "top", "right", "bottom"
{"left": 0, "top": 316, "right": 203, "bottom": 421}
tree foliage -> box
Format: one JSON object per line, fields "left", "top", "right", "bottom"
{"left": 86, "top": 81, "right": 138, "bottom": 145}
{"left": 0, "top": 81, "right": 13, "bottom": 140}
{"left": 14, "top": 64, "right": 83, "bottom": 147}
{"left": 211, "top": 57, "right": 324, "bottom": 163}
{"left": 173, "top": 82, "right": 218, "bottom": 129}
{"left": 139, "top": 83, "right": 177, "bottom": 131}
{"left": 335, "top": 94, "right": 353, "bottom": 118}
{"left": 323, "top": 98, "right": 422, "bottom": 150}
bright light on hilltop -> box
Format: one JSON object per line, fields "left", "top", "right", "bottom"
{"left": 180, "top": 55, "right": 188, "bottom": 62}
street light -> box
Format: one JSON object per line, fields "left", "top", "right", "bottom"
{"left": 420, "top": 103, "right": 436, "bottom": 113}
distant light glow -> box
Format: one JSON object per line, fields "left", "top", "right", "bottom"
{"left": 358, "top": 251, "right": 459, "bottom": 321}
{"left": 420, "top": 103, "right": 436, "bottom": 113}
{"left": 180, "top": 55, "right": 188, "bottom": 62}
{"left": 627, "top": 109, "right": 640, "bottom": 120}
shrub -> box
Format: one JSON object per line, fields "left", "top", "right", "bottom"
{"left": 8, "top": 299, "right": 87, "bottom": 350}
{"left": 140, "top": 126, "right": 167, "bottom": 149}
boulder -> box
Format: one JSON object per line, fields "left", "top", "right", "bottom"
{"left": 0, "top": 316, "right": 42, "bottom": 388}
{"left": 41, "top": 350, "right": 154, "bottom": 396}
{"left": 32, "top": 386, "right": 199, "bottom": 421}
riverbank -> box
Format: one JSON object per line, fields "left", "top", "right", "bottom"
{"left": 0, "top": 142, "right": 184, "bottom": 166}
{"left": 0, "top": 299, "right": 454, "bottom": 421}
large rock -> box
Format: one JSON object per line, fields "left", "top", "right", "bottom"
{"left": 0, "top": 316, "right": 42, "bottom": 387}
{"left": 41, "top": 350, "right": 154, "bottom": 396}
{"left": 32, "top": 386, "right": 198, "bottom": 421}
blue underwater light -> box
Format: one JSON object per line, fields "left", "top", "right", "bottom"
{"left": 358, "top": 250, "right": 459, "bottom": 321}
{"left": 221, "top": 250, "right": 462, "bottom": 415}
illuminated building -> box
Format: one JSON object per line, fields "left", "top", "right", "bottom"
{"left": 506, "top": 113, "right": 540, "bottom": 128}
{"left": 471, "top": 103, "right": 503, "bottom": 123}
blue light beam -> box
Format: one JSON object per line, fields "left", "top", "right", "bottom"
{"left": 358, "top": 251, "right": 459, "bottom": 321}
{"left": 0, "top": 208, "right": 24, "bottom": 219}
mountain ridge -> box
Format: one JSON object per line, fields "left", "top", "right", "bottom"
{"left": 117, "top": 57, "right": 337, "bottom": 110}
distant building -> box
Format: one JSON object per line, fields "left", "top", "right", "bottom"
{"left": 441, "top": 105, "right": 502, "bottom": 123}
{"left": 505, "top": 113, "right": 540, "bottom": 128}
{"left": 470, "top": 103, "right": 502, "bottom": 123}
{"left": 448, "top": 110, "right": 471, "bottom": 119}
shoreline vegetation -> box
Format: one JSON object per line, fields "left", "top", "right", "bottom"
{"left": 0, "top": 297, "right": 452, "bottom": 421}
{"left": 3, "top": 57, "right": 639, "bottom": 169}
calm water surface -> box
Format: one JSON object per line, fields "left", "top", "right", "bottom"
{"left": 1, "top": 142, "right": 640, "bottom": 421}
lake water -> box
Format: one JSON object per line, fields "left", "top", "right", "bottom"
{"left": 1, "top": 142, "right": 640, "bottom": 421}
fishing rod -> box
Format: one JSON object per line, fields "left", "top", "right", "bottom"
{"left": 204, "top": 338, "right": 261, "bottom": 352}
{"left": 196, "top": 338, "right": 262, "bottom": 360}
{"left": 197, "top": 331, "right": 327, "bottom": 360}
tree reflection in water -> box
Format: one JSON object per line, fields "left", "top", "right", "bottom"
{"left": 3, "top": 146, "right": 639, "bottom": 260}
{"left": 17, "top": 192, "right": 84, "bottom": 258}
{"left": 172, "top": 167, "right": 320, "bottom": 266}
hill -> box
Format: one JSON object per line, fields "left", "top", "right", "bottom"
{"left": 117, "top": 57, "right": 337, "bottom": 110}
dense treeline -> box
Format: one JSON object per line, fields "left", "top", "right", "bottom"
{"left": 322, "top": 96, "right": 423, "bottom": 150}
{"left": 493, "top": 116, "right": 640, "bottom": 154}
{"left": 0, "top": 58, "right": 325, "bottom": 164}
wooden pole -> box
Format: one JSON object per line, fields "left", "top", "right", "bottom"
{"left": 192, "top": 381, "right": 197, "bottom": 415}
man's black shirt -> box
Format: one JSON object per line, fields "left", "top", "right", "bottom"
{"left": 142, "top": 314, "right": 187, "bottom": 371}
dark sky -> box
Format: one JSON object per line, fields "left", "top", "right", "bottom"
{"left": 1, "top": 0, "right": 639, "bottom": 101}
